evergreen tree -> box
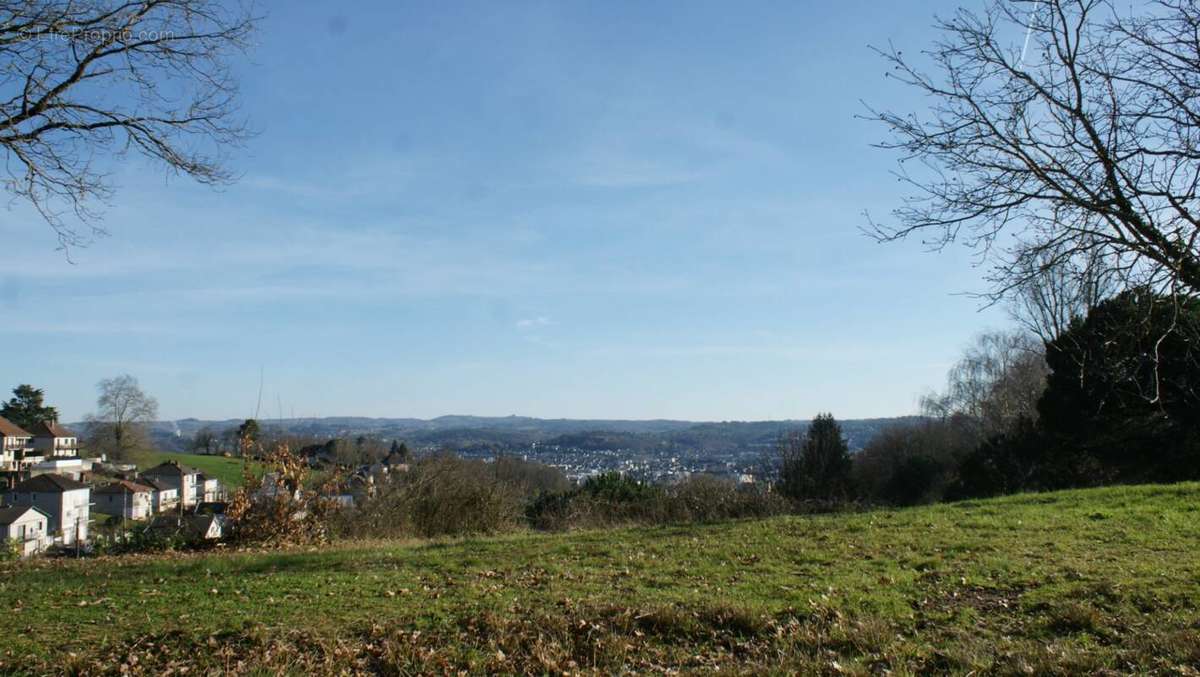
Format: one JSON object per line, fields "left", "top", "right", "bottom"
{"left": 778, "top": 413, "right": 853, "bottom": 503}
{"left": 388, "top": 440, "right": 412, "bottom": 463}
{"left": 1038, "top": 289, "right": 1200, "bottom": 482}
{"left": 237, "top": 418, "right": 261, "bottom": 453}
{"left": 1, "top": 385, "right": 59, "bottom": 430}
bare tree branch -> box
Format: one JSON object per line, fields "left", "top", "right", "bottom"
{"left": 0, "top": 0, "right": 258, "bottom": 249}
{"left": 865, "top": 0, "right": 1200, "bottom": 300}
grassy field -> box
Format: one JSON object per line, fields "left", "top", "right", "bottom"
{"left": 135, "top": 450, "right": 263, "bottom": 487}
{"left": 1, "top": 483, "right": 1197, "bottom": 674}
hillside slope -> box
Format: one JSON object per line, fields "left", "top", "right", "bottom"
{"left": 1, "top": 483, "right": 1197, "bottom": 674}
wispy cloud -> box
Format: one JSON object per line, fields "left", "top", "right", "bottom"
{"left": 516, "top": 316, "right": 555, "bottom": 329}
{"left": 553, "top": 112, "right": 786, "bottom": 190}
{"left": 240, "top": 154, "right": 423, "bottom": 201}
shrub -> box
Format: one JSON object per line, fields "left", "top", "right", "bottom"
{"left": 493, "top": 455, "right": 570, "bottom": 495}
{"left": 0, "top": 538, "right": 19, "bottom": 561}
{"left": 225, "top": 443, "right": 338, "bottom": 546}
{"left": 527, "top": 474, "right": 788, "bottom": 531}
{"left": 581, "top": 472, "right": 656, "bottom": 502}
{"left": 852, "top": 418, "right": 976, "bottom": 505}
{"left": 335, "top": 454, "right": 525, "bottom": 539}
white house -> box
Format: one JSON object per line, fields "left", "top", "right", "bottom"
{"left": 27, "top": 421, "right": 79, "bottom": 458}
{"left": 139, "top": 477, "right": 180, "bottom": 513}
{"left": 0, "top": 505, "right": 50, "bottom": 556}
{"left": 0, "top": 416, "right": 34, "bottom": 473}
{"left": 93, "top": 480, "right": 154, "bottom": 520}
{"left": 6, "top": 474, "right": 90, "bottom": 545}
{"left": 141, "top": 461, "right": 201, "bottom": 507}
{"left": 196, "top": 473, "right": 222, "bottom": 503}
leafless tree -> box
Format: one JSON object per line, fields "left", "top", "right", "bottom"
{"left": 1007, "top": 239, "right": 1119, "bottom": 341}
{"left": 0, "top": 0, "right": 257, "bottom": 247}
{"left": 86, "top": 373, "right": 158, "bottom": 460}
{"left": 866, "top": 0, "right": 1200, "bottom": 301}
{"left": 190, "top": 425, "right": 216, "bottom": 454}
{"left": 922, "top": 330, "right": 1048, "bottom": 436}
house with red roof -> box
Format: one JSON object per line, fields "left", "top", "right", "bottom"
{"left": 26, "top": 421, "right": 80, "bottom": 458}
{"left": 0, "top": 416, "right": 34, "bottom": 473}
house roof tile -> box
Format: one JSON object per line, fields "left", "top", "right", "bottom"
{"left": 95, "top": 480, "right": 154, "bottom": 495}
{"left": 142, "top": 461, "right": 200, "bottom": 477}
{"left": 137, "top": 476, "right": 176, "bottom": 492}
{"left": 10, "top": 473, "right": 89, "bottom": 493}
{"left": 0, "top": 416, "right": 32, "bottom": 438}
{"left": 0, "top": 505, "right": 47, "bottom": 524}
{"left": 25, "top": 421, "right": 75, "bottom": 438}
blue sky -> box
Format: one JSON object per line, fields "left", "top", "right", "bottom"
{"left": 1, "top": 0, "right": 1011, "bottom": 422}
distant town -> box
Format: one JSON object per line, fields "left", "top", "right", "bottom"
{"left": 148, "top": 414, "right": 914, "bottom": 483}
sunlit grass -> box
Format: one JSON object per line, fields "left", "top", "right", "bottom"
{"left": 133, "top": 450, "right": 263, "bottom": 487}
{"left": 1, "top": 482, "right": 1196, "bottom": 673}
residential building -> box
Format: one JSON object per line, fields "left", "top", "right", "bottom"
{"left": 93, "top": 480, "right": 154, "bottom": 520}
{"left": 27, "top": 421, "right": 79, "bottom": 458}
{"left": 139, "top": 477, "right": 179, "bottom": 513}
{"left": 196, "top": 473, "right": 222, "bottom": 503}
{"left": 0, "top": 416, "right": 34, "bottom": 473}
{"left": 0, "top": 505, "right": 50, "bottom": 556}
{"left": 6, "top": 474, "right": 90, "bottom": 545}
{"left": 140, "top": 461, "right": 201, "bottom": 507}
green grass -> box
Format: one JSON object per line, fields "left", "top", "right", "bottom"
{"left": 135, "top": 450, "right": 263, "bottom": 487}
{"left": 2, "top": 483, "right": 1198, "bottom": 674}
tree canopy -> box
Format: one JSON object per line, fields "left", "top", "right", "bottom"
{"left": 85, "top": 374, "right": 158, "bottom": 461}
{"left": 0, "top": 384, "right": 58, "bottom": 429}
{"left": 1038, "top": 288, "right": 1200, "bottom": 480}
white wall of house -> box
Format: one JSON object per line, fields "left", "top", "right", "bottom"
{"left": 30, "top": 458, "right": 84, "bottom": 480}
{"left": 0, "top": 509, "right": 48, "bottom": 556}
{"left": 200, "top": 478, "right": 221, "bottom": 502}
{"left": 181, "top": 473, "right": 198, "bottom": 506}
{"left": 143, "top": 469, "right": 200, "bottom": 507}
{"left": 32, "top": 436, "right": 78, "bottom": 457}
{"left": 0, "top": 435, "right": 31, "bottom": 471}
{"left": 59, "top": 487, "right": 89, "bottom": 544}
{"left": 150, "top": 488, "right": 179, "bottom": 512}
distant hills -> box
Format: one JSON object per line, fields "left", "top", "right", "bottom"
{"left": 106, "top": 414, "right": 924, "bottom": 456}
